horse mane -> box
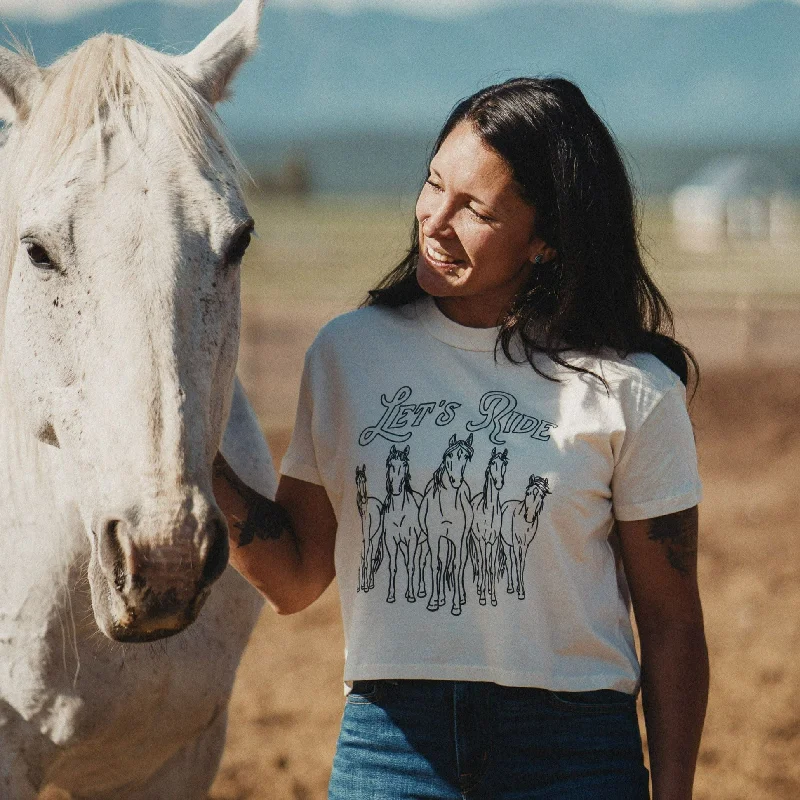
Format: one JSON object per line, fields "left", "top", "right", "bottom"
{"left": 526, "top": 476, "right": 550, "bottom": 520}
{"left": 432, "top": 462, "right": 447, "bottom": 494}
{"left": 529, "top": 475, "right": 550, "bottom": 496}
{"left": 478, "top": 461, "right": 493, "bottom": 509}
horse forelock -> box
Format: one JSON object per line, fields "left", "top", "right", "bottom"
{"left": 529, "top": 475, "right": 550, "bottom": 495}
{"left": 443, "top": 440, "right": 474, "bottom": 463}
{"left": 9, "top": 35, "right": 240, "bottom": 183}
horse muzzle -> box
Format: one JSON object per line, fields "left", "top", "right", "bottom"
{"left": 90, "top": 507, "right": 229, "bottom": 642}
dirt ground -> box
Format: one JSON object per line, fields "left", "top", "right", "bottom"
{"left": 209, "top": 301, "right": 800, "bottom": 800}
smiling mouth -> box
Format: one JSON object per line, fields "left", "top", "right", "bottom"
{"left": 423, "top": 243, "right": 467, "bottom": 277}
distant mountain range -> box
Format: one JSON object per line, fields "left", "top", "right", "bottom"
{"left": 3, "top": 0, "right": 800, "bottom": 193}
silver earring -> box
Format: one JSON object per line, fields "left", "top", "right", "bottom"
{"left": 533, "top": 254, "right": 544, "bottom": 265}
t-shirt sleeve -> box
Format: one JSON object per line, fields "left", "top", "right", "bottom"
{"left": 611, "top": 381, "right": 702, "bottom": 521}
{"left": 280, "top": 349, "right": 323, "bottom": 486}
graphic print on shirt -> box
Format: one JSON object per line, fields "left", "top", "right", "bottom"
{"left": 358, "top": 386, "right": 557, "bottom": 447}
{"left": 419, "top": 433, "right": 475, "bottom": 616}
{"left": 355, "top": 465, "right": 383, "bottom": 593}
{"left": 499, "top": 475, "right": 551, "bottom": 600}
{"left": 355, "top": 387, "right": 553, "bottom": 614}
{"left": 468, "top": 448, "right": 508, "bottom": 608}
{"left": 382, "top": 445, "right": 425, "bottom": 604}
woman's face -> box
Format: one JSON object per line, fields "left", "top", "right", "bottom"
{"left": 415, "top": 121, "right": 551, "bottom": 328}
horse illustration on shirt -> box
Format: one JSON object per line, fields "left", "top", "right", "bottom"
{"left": 499, "top": 475, "right": 551, "bottom": 600}
{"left": 419, "top": 433, "right": 474, "bottom": 615}
{"left": 356, "top": 465, "right": 384, "bottom": 592}
{"left": 468, "top": 447, "right": 508, "bottom": 607}
{"left": 382, "top": 445, "right": 424, "bottom": 603}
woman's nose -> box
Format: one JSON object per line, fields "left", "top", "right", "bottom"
{"left": 418, "top": 195, "right": 454, "bottom": 239}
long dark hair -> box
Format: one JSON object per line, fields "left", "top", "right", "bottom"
{"left": 365, "top": 77, "right": 696, "bottom": 387}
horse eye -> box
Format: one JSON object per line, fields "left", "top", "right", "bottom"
{"left": 225, "top": 224, "right": 254, "bottom": 266}
{"left": 23, "top": 240, "right": 56, "bottom": 271}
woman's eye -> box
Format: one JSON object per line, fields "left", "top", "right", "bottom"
{"left": 23, "top": 241, "right": 57, "bottom": 271}
{"left": 425, "top": 178, "right": 443, "bottom": 192}
{"left": 468, "top": 207, "right": 493, "bottom": 223}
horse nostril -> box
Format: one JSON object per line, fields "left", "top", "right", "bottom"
{"left": 199, "top": 516, "right": 229, "bottom": 590}
{"left": 99, "top": 518, "right": 133, "bottom": 593}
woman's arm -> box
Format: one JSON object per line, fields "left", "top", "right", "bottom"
{"left": 213, "top": 453, "right": 337, "bottom": 615}
{"left": 617, "top": 506, "right": 709, "bottom": 800}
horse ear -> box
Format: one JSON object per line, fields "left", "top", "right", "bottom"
{"left": 403, "top": 445, "right": 410, "bottom": 457}
{"left": 466, "top": 433, "right": 473, "bottom": 447}
{"left": 502, "top": 449, "right": 508, "bottom": 459}
{"left": 491, "top": 447, "right": 496, "bottom": 456}
{"left": 449, "top": 434, "right": 456, "bottom": 446}
{"left": 0, "top": 47, "right": 43, "bottom": 124}
{"left": 174, "top": 0, "right": 265, "bottom": 105}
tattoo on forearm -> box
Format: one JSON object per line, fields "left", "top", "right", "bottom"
{"left": 647, "top": 507, "right": 698, "bottom": 577}
{"left": 213, "top": 453, "right": 295, "bottom": 547}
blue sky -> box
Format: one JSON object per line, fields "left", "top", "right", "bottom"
{"left": 1, "top": 0, "right": 783, "bottom": 21}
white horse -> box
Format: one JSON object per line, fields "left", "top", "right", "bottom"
{"left": 356, "top": 464, "right": 384, "bottom": 593}
{"left": 382, "top": 445, "right": 423, "bottom": 604}
{"left": 500, "top": 475, "right": 551, "bottom": 600}
{"left": 0, "top": 2, "right": 276, "bottom": 797}
{"left": 419, "top": 433, "right": 474, "bottom": 616}
{"left": 468, "top": 447, "right": 507, "bottom": 607}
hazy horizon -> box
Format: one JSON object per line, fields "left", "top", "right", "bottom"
{"left": 2, "top": 0, "right": 795, "bottom": 21}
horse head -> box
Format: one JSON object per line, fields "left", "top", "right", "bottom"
{"left": 488, "top": 447, "right": 508, "bottom": 490}
{"left": 523, "top": 475, "right": 551, "bottom": 523}
{"left": 0, "top": 1, "right": 266, "bottom": 642}
{"left": 441, "top": 433, "right": 473, "bottom": 489}
{"left": 356, "top": 464, "right": 368, "bottom": 503}
{"left": 386, "top": 444, "right": 410, "bottom": 497}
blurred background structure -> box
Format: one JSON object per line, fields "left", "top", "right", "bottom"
{"left": 672, "top": 156, "right": 793, "bottom": 251}
{"left": 3, "top": 1, "right": 800, "bottom": 798}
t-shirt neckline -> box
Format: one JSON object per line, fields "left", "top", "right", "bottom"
{"left": 416, "top": 296, "right": 500, "bottom": 352}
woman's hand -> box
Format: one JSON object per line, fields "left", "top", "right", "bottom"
{"left": 213, "top": 453, "right": 337, "bottom": 614}
{"left": 617, "top": 506, "right": 709, "bottom": 800}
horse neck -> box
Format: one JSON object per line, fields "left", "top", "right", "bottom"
{"left": 479, "top": 469, "right": 499, "bottom": 510}
{"left": 434, "top": 470, "right": 464, "bottom": 513}
{"left": 433, "top": 462, "right": 459, "bottom": 495}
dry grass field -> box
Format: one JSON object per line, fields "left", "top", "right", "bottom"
{"left": 209, "top": 195, "right": 800, "bottom": 800}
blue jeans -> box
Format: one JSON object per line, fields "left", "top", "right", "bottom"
{"left": 329, "top": 680, "right": 650, "bottom": 799}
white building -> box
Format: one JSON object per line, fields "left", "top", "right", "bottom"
{"left": 671, "top": 156, "right": 794, "bottom": 251}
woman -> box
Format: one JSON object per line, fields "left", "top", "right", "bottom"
{"left": 214, "top": 77, "right": 708, "bottom": 799}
